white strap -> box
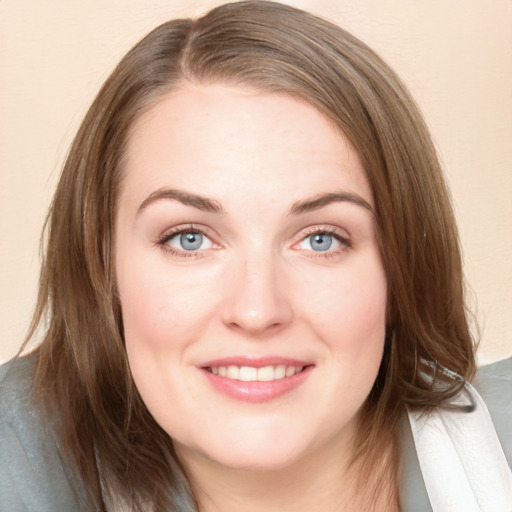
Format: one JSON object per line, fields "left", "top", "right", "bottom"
{"left": 408, "top": 382, "right": 512, "bottom": 511}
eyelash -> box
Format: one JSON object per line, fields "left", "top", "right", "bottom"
{"left": 155, "top": 224, "right": 352, "bottom": 259}
{"left": 294, "top": 225, "right": 352, "bottom": 259}
{"left": 155, "top": 224, "right": 215, "bottom": 259}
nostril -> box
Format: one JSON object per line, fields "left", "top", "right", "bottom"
{"left": 226, "top": 318, "right": 288, "bottom": 336}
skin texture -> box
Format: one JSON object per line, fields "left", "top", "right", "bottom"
{"left": 115, "top": 83, "right": 388, "bottom": 510}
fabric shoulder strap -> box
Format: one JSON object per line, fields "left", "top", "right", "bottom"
{"left": 408, "top": 381, "right": 512, "bottom": 511}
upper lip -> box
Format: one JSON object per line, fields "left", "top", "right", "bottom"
{"left": 199, "top": 356, "right": 313, "bottom": 369}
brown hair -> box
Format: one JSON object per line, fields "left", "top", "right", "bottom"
{"left": 26, "top": 1, "right": 475, "bottom": 509}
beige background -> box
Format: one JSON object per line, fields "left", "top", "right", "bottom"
{"left": 1, "top": 0, "right": 511, "bottom": 365}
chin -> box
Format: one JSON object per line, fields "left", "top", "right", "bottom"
{"left": 175, "top": 428, "right": 312, "bottom": 473}
{"left": 204, "top": 444, "right": 305, "bottom": 472}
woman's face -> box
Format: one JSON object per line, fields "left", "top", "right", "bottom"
{"left": 115, "top": 83, "right": 387, "bottom": 471}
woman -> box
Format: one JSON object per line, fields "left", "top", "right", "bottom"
{"left": 0, "top": 1, "right": 510, "bottom": 510}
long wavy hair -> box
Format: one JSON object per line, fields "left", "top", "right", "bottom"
{"left": 26, "top": 1, "right": 475, "bottom": 509}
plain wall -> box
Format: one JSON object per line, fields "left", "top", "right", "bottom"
{"left": 1, "top": 0, "right": 511, "bottom": 364}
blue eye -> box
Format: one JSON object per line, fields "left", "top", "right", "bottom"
{"left": 297, "top": 232, "right": 343, "bottom": 253}
{"left": 167, "top": 231, "right": 214, "bottom": 252}
{"left": 309, "top": 233, "right": 333, "bottom": 251}
{"left": 180, "top": 232, "right": 203, "bottom": 251}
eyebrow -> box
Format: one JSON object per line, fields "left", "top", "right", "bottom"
{"left": 289, "top": 192, "right": 373, "bottom": 215}
{"left": 136, "top": 188, "right": 373, "bottom": 217}
{"left": 137, "top": 188, "right": 224, "bottom": 215}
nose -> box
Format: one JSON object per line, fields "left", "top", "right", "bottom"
{"left": 221, "top": 252, "right": 293, "bottom": 337}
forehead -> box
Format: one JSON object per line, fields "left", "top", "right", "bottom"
{"left": 121, "top": 83, "right": 373, "bottom": 209}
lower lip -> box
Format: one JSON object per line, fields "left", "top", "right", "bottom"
{"left": 201, "top": 366, "right": 313, "bottom": 403}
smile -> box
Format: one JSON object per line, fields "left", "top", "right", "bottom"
{"left": 200, "top": 358, "right": 313, "bottom": 402}
{"left": 208, "top": 365, "right": 304, "bottom": 381}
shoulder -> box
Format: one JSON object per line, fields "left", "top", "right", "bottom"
{"left": 472, "top": 357, "right": 512, "bottom": 467}
{"left": 0, "top": 354, "right": 88, "bottom": 511}
{"left": 0, "top": 354, "right": 37, "bottom": 422}
{"left": 0, "top": 354, "right": 40, "bottom": 454}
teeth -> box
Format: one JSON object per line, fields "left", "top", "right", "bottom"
{"left": 227, "top": 365, "right": 239, "bottom": 379}
{"left": 257, "top": 365, "right": 275, "bottom": 382}
{"left": 209, "top": 365, "right": 304, "bottom": 382}
{"left": 274, "top": 365, "right": 286, "bottom": 379}
{"left": 285, "top": 366, "right": 296, "bottom": 377}
{"left": 239, "top": 366, "right": 257, "bottom": 381}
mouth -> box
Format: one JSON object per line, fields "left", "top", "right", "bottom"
{"left": 199, "top": 358, "right": 314, "bottom": 402}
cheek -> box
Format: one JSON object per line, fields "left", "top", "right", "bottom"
{"left": 304, "top": 257, "right": 387, "bottom": 341}
{"left": 117, "top": 255, "right": 216, "bottom": 354}
{"left": 121, "top": 274, "right": 174, "bottom": 351}
{"left": 300, "top": 255, "right": 387, "bottom": 389}
{"left": 116, "top": 260, "right": 211, "bottom": 422}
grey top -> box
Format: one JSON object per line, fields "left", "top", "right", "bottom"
{"left": 1, "top": 355, "right": 511, "bottom": 511}
{"left": 0, "top": 356, "right": 89, "bottom": 511}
